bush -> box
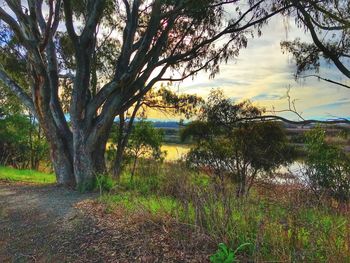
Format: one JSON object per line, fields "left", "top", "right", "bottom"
{"left": 304, "top": 127, "right": 350, "bottom": 202}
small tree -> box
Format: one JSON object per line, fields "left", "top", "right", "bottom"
{"left": 183, "top": 90, "right": 293, "bottom": 197}
{"left": 304, "top": 127, "right": 350, "bottom": 203}
{"left": 110, "top": 87, "right": 202, "bottom": 178}
{"left": 127, "top": 120, "right": 165, "bottom": 180}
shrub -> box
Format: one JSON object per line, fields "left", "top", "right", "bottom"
{"left": 126, "top": 120, "right": 165, "bottom": 178}
{"left": 304, "top": 127, "right": 350, "bottom": 202}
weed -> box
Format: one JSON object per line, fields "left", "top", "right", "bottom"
{"left": 210, "top": 243, "right": 251, "bottom": 263}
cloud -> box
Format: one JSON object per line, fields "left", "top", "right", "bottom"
{"left": 308, "top": 100, "right": 350, "bottom": 111}
{"left": 173, "top": 15, "right": 350, "bottom": 121}
{"left": 251, "top": 93, "right": 283, "bottom": 101}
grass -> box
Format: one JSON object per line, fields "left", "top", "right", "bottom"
{"left": 0, "top": 166, "right": 56, "bottom": 184}
{"left": 102, "top": 162, "right": 350, "bottom": 262}
{"left": 101, "top": 193, "right": 180, "bottom": 216}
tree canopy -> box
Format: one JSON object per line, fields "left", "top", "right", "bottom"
{"left": 281, "top": 0, "right": 350, "bottom": 89}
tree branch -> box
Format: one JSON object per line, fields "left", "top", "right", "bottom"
{"left": 63, "top": 0, "right": 78, "bottom": 45}
{"left": 0, "top": 7, "right": 28, "bottom": 47}
{"left": 299, "top": 74, "right": 350, "bottom": 89}
{"left": 0, "top": 67, "right": 36, "bottom": 116}
{"left": 296, "top": 2, "right": 350, "bottom": 78}
{"left": 237, "top": 115, "right": 350, "bottom": 125}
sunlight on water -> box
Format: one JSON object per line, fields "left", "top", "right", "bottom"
{"left": 162, "top": 144, "right": 190, "bottom": 161}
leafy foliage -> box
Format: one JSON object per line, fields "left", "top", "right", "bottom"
{"left": 127, "top": 120, "right": 165, "bottom": 177}
{"left": 0, "top": 114, "right": 49, "bottom": 170}
{"left": 183, "top": 90, "right": 294, "bottom": 196}
{"left": 281, "top": 38, "right": 321, "bottom": 75}
{"left": 95, "top": 174, "right": 116, "bottom": 194}
{"left": 304, "top": 127, "right": 350, "bottom": 202}
{"left": 282, "top": 0, "right": 350, "bottom": 84}
{"left": 210, "top": 243, "right": 251, "bottom": 263}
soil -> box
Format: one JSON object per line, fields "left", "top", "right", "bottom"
{"left": 0, "top": 181, "right": 213, "bottom": 262}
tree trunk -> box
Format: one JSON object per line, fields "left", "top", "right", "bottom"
{"left": 72, "top": 130, "right": 96, "bottom": 191}
{"left": 113, "top": 101, "right": 141, "bottom": 178}
{"left": 113, "top": 143, "right": 125, "bottom": 178}
{"left": 91, "top": 131, "right": 111, "bottom": 175}
{"left": 92, "top": 145, "right": 107, "bottom": 175}
{"left": 236, "top": 173, "right": 247, "bottom": 198}
{"left": 51, "top": 140, "right": 75, "bottom": 186}
{"left": 32, "top": 78, "right": 76, "bottom": 186}
{"left": 113, "top": 113, "right": 128, "bottom": 178}
{"left": 131, "top": 155, "right": 138, "bottom": 181}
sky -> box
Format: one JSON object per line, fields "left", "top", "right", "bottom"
{"left": 151, "top": 14, "right": 350, "bottom": 122}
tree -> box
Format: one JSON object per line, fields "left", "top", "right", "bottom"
{"left": 126, "top": 120, "right": 164, "bottom": 180}
{"left": 0, "top": 0, "right": 292, "bottom": 190}
{"left": 111, "top": 86, "right": 202, "bottom": 178}
{"left": 183, "top": 90, "right": 293, "bottom": 197}
{"left": 0, "top": 114, "right": 49, "bottom": 170}
{"left": 281, "top": 0, "right": 350, "bottom": 89}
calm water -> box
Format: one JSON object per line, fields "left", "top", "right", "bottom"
{"left": 161, "top": 144, "right": 190, "bottom": 161}
{"left": 162, "top": 144, "right": 305, "bottom": 184}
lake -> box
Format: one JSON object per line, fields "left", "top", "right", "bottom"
{"left": 162, "top": 144, "right": 306, "bottom": 184}
{"left": 161, "top": 144, "right": 190, "bottom": 161}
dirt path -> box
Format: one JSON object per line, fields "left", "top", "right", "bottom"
{"left": 0, "top": 182, "right": 212, "bottom": 263}
{"left": 0, "top": 182, "right": 99, "bottom": 262}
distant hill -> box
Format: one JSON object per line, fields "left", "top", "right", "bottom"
{"left": 152, "top": 121, "right": 180, "bottom": 129}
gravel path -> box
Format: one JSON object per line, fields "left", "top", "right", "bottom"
{"left": 0, "top": 182, "right": 97, "bottom": 262}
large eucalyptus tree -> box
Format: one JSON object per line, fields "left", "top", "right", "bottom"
{"left": 0, "top": 0, "right": 291, "bottom": 190}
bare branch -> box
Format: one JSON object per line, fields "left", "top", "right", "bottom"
{"left": 299, "top": 74, "right": 350, "bottom": 89}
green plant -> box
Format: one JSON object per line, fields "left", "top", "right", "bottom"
{"left": 210, "top": 243, "right": 251, "bottom": 263}
{"left": 0, "top": 114, "right": 49, "bottom": 170}
{"left": 126, "top": 120, "right": 166, "bottom": 179}
{"left": 96, "top": 174, "right": 116, "bottom": 194}
{"left": 305, "top": 127, "right": 350, "bottom": 202}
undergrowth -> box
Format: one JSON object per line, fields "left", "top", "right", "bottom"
{"left": 102, "top": 162, "right": 350, "bottom": 262}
